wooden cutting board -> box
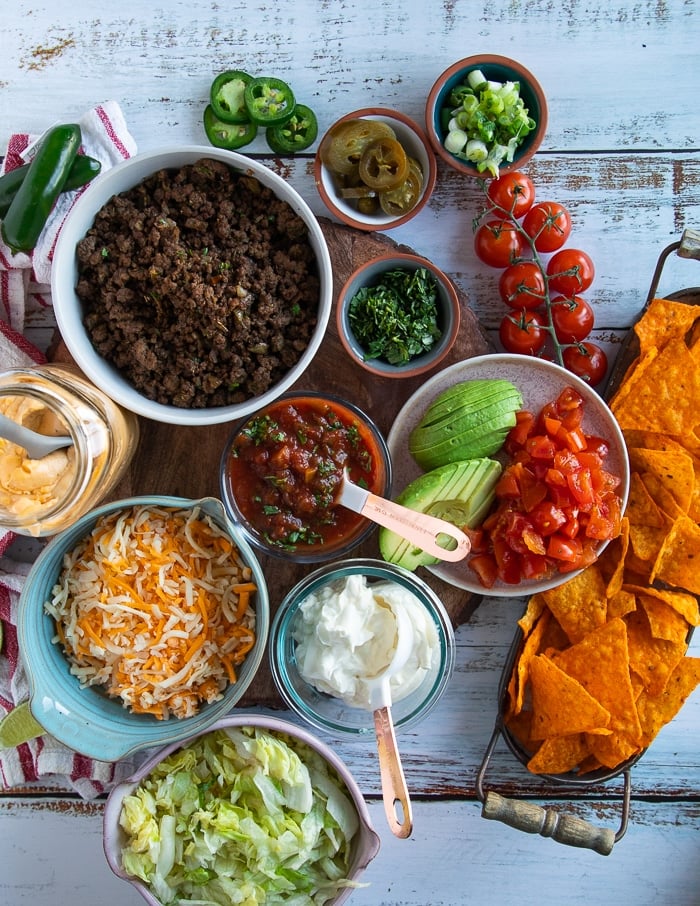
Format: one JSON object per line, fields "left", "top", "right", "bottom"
{"left": 49, "top": 216, "right": 493, "bottom": 707}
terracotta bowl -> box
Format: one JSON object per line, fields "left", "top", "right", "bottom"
{"left": 425, "top": 55, "right": 548, "bottom": 178}
{"left": 314, "top": 107, "right": 437, "bottom": 231}
{"left": 336, "top": 252, "right": 461, "bottom": 378}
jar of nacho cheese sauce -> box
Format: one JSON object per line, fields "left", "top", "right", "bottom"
{"left": 0, "top": 364, "right": 140, "bottom": 537}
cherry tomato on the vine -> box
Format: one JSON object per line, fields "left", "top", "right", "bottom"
{"left": 522, "top": 201, "right": 572, "bottom": 253}
{"left": 498, "top": 261, "right": 546, "bottom": 310}
{"left": 550, "top": 295, "right": 595, "bottom": 343}
{"left": 562, "top": 342, "right": 608, "bottom": 386}
{"left": 487, "top": 171, "right": 536, "bottom": 219}
{"left": 474, "top": 219, "right": 526, "bottom": 269}
{"left": 547, "top": 248, "right": 595, "bottom": 297}
{"left": 499, "top": 309, "right": 547, "bottom": 355}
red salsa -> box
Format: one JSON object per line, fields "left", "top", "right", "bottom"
{"left": 226, "top": 396, "right": 385, "bottom": 552}
{"left": 468, "top": 386, "right": 623, "bottom": 588}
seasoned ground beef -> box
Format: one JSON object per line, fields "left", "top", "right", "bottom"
{"left": 75, "top": 158, "right": 320, "bottom": 408}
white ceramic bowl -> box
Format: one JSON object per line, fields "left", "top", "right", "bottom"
{"left": 314, "top": 107, "right": 437, "bottom": 231}
{"left": 336, "top": 252, "right": 461, "bottom": 378}
{"left": 103, "top": 714, "right": 381, "bottom": 906}
{"left": 17, "top": 495, "right": 269, "bottom": 761}
{"left": 51, "top": 146, "right": 333, "bottom": 426}
{"left": 387, "top": 353, "right": 630, "bottom": 597}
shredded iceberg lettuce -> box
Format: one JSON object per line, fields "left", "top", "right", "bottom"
{"left": 118, "top": 727, "right": 364, "bottom": 905}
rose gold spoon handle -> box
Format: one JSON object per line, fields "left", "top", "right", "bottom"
{"left": 374, "top": 703, "right": 413, "bottom": 838}
{"left": 338, "top": 471, "right": 471, "bottom": 562}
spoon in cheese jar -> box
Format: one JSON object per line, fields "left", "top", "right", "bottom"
{"left": 0, "top": 413, "right": 73, "bottom": 459}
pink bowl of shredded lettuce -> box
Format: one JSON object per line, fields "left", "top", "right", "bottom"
{"left": 103, "top": 714, "right": 381, "bottom": 906}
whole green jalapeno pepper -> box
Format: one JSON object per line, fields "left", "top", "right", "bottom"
{"left": 1, "top": 123, "right": 81, "bottom": 254}
{"left": 0, "top": 154, "right": 102, "bottom": 218}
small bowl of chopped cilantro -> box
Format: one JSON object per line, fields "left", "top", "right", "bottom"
{"left": 425, "top": 55, "right": 548, "bottom": 179}
{"left": 336, "top": 252, "right": 461, "bottom": 378}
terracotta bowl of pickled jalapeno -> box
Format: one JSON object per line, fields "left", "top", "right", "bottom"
{"left": 314, "top": 107, "right": 437, "bottom": 231}
{"left": 219, "top": 391, "right": 392, "bottom": 563}
{"left": 336, "top": 252, "right": 461, "bottom": 379}
{"left": 425, "top": 55, "right": 548, "bottom": 178}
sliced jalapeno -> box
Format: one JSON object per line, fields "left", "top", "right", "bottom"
{"left": 265, "top": 104, "right": 318, "bottom": 154}
{"left": 244, "top": 76, "right": 295, "bottom": 127}
{"left": 210, "top": 70, "right": 253, "bottom": 124}
{"left": 203, "top": 105, "right": 258, "bottom": 150}
{"left": 358, "top": 137, "right": 409, "bottom": 190}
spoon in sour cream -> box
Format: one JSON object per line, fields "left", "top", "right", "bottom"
{"left": 337, "top": 469, "right": 471, "bottom": 563}
{"left": 364, "top": 601, "right": 415, "bottom": 839}
{"left": 0, "top": 413, "right": 73, "bottom": 459}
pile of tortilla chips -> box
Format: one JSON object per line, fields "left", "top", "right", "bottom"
{"left": 505, "top": 298, "right": 700, "bottom": 776}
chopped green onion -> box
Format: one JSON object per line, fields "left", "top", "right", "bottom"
{"left": 440, "top": 69, "right": 536, "bottom": 177}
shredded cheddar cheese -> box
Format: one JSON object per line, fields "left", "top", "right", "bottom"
{"left": 46, "top": 504, "right": 257, "bottom": 720}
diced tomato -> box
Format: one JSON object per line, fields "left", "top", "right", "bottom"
{"left": 525, "top": 435, "right": 557, "bottom": 459}
{"left": 529, "top": 501, "right": 567, "bottom": 536}
{"left": 566, "top": 467, "right": 596, "bottom": 507}
{"left": 505, "top": 410, "right": 536, "bottom": 451}
{"left": 468, "top": 553, "right": 499, "bottom": 588}
{"left": 547, "top": 533, "right": 583, "bottom": 562}
{"left": 467, "top": 384, "right": 624, "bottom": 589}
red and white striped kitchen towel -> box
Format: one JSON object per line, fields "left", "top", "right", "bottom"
{"left": 0, "top": 101, "right": 139, "bottom": 797}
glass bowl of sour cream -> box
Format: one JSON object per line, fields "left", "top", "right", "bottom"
{"left": 269, "top": 558, "right": 456, "bottom": 736}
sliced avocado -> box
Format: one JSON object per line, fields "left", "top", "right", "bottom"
{"left": 410, "top": 409, "right": 519, "bottom": 471}
{"left": 409, "top": 378, "right": 523, "bottom": 470}
{"left": 379, "top": 457, "right": 502, "bottom": 572}
{"left": 416, "top": 379, "right": 522, "bottom": 427}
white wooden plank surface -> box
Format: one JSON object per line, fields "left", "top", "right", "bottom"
{"left": 1, "top": 0, "right": 699, "bottom": 904}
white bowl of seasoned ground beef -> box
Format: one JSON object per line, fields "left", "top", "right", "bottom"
{"left": 51, "top": 147, "right": 333, "bottom": 426}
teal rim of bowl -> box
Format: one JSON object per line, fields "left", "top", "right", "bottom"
{"left": 431, "top": 59, "right": 544, "bottom": 168}
{"left": 269, "top": 558, "right": 455, "bottom": 737}
{"left": 17, "top": 495, "right": 270, "bottom": 762}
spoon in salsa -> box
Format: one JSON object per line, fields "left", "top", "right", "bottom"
{"left": 337, "top": 469, "right": 471, "bottom": 562}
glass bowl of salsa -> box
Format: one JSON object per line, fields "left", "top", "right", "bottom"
{"left": 219, "top": 392, "right": 392, "bottom": 563}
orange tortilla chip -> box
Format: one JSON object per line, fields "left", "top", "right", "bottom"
{"left": 606, "top": 588, "right": 637, "bottom": 619}
{"left": 526, "top": 734, "right": 591, "bottom": 775}
{"left": 650, "top": 514, "right": 700, "bottom": 595}
{"left": 639, "top": 594, "right": 691, "bottom": 645}
{"left": 611, "top": 338, "right": 700, "bottom": 436}
{"left": 624, "top": 607, "right": 688, "bottom": 697}
{"left": 508, "top": 608, "right": 551, "bottom": 718}
{"left": 517, "top": 594, "right": 547, "bottom": 637}
{"left": 597, "top": 518, "right": 630, "bottom": 597}
{"left": 541, "top": 566, "right": 607, "bottom": 644}
{"left": 552, "top": 618, "right": 642, "bottom": 747}
{"left": 636, "top": 657, "right": 700, "bottom": 747}
{"left": 624, "top": 585, "right": 700, "bottom": 627}
{"left": 529, "top": 654, "right": 611, "bottom": 740}
{"left": 628, "top": 520, "right": 669, "bottom": 562}
{"left": 634, "top": 297, "right": 700, "bottom": 356}
{"left": 585, "top": 731, "right": 642, "bottom": 770}
{"left": 625, "top": 472, "right": 665, "bottom": 528}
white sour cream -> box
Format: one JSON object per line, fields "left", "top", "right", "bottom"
{"left": 293, "top": 573, "right": 439, "bottom": 709}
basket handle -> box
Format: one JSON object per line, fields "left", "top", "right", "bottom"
{"left": 481, "top": 790, "right": 617, "bottom": 856}
{"left": 475, "top": 724, "right": 632, "bottom": 856}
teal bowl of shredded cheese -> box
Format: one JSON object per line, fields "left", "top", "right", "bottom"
{"left": 17, "top": 495, "right": 269, "bottom": 762}
{"left": 103, "top": 715, "right": 381, "bottom": 906}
